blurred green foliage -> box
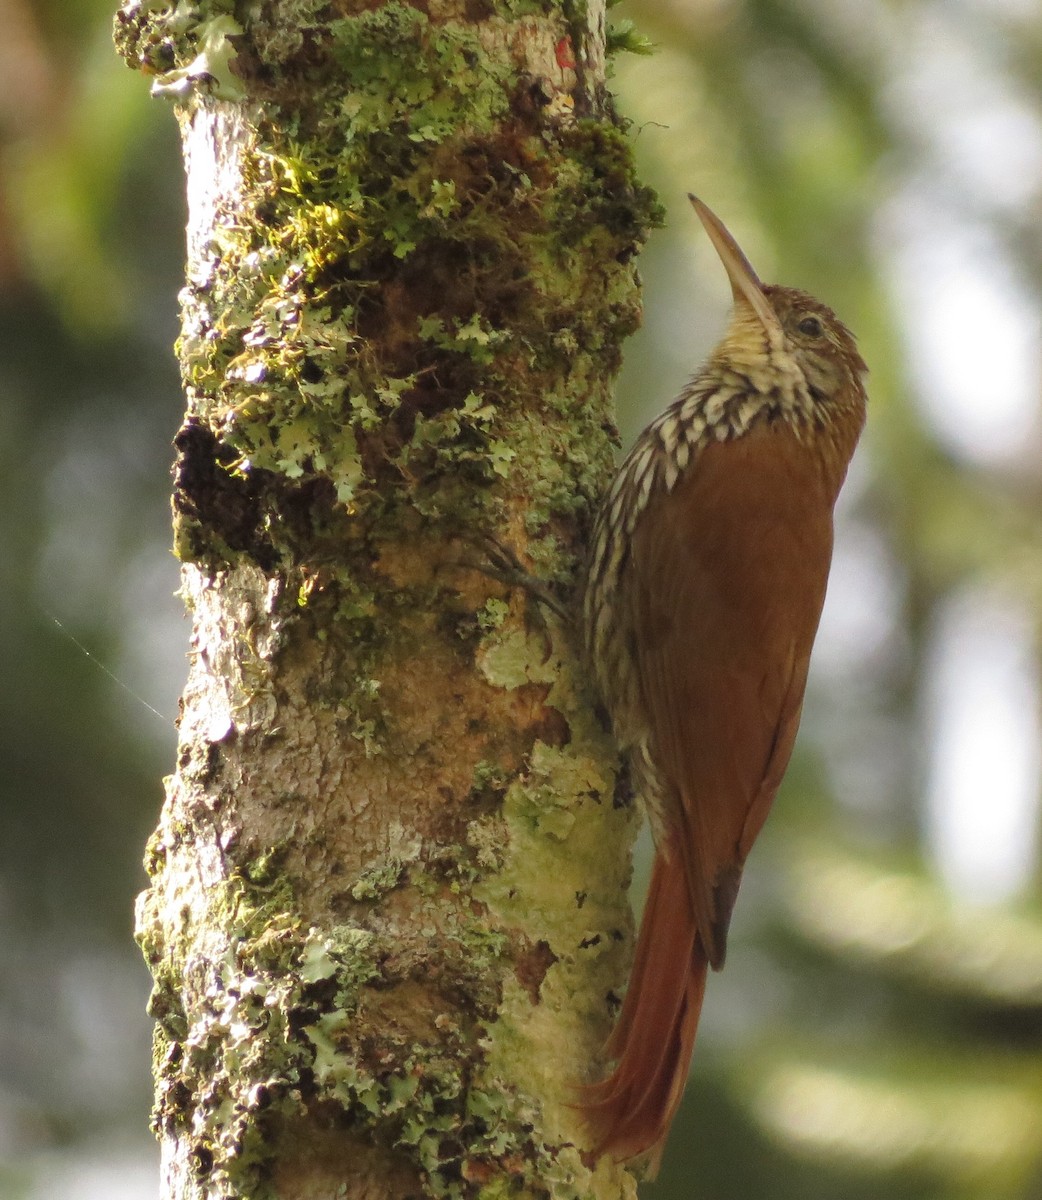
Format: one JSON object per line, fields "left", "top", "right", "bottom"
{"left": 3, "top": 0, "right": 1042, "bottom": 1196}
{"left": 609, "top": 1, "right": 1042, "bottom": 1196}
{"left": 0, "top": 0, "right": 184, "bottom": 1176}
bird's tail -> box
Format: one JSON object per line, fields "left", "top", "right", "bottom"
{"left": 582, "top": 851, "right": 708, "bottom": 1176}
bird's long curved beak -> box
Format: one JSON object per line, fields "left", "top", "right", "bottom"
{"left": 688, "top": 194, "right": 783, "bottom": 340}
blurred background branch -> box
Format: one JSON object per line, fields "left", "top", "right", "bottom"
{"left": 4, "top": 0, "right": 1042, "bottom": 1196}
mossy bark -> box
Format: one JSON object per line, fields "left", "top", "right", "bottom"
{"left": 114, "top": 1, "right": 659, "bottom": 1196}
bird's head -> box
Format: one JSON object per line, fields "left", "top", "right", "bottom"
{"left": 689, "top": 195, "right": 867, "bottom": 420}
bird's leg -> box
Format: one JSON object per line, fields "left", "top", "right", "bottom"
{"left": 451, "top": 533, "right": 573, "bottom": 627}
{"left": 482, "top": 534, "right": 572, "bottom": 622}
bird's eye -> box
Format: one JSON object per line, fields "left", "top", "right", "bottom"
{"left": 797, "top": 315, "right": 824, "bottom": 337}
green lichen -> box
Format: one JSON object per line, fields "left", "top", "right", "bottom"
{"left": 113, "top": 2, "right": 241, "bottom": 92}
{"left": 152, "top": 1, "right": 657, "bottom": 589}
{"left": 159, "top": 1, "right": 659, "bottom": 771}
{"left": 137, "top": 802, "right": 637, "bottom": 1199}
{"left": 151, "top": 14, "right": 246, "bottom": 100}
{"left": 472, "top": 759, "right": 510, "bottom": 793}
{"left": 477, "top": 622, "right": 557, "bottom": 693}
{"left": 349, "top": 822, "right": 420, "bottom": 899}
{"left": 476, "top": 598, "right": 510, "bottom": 633}
{"left": 470, "top": 707, "right": 639, "bottom": 1196}
{"left": 605, "top": 19, "right": 654, "bottom": 58}
{"left": 124, "top": 0, "right": 652, "bottom": 1191}
{"left": 139, "top": 851, "right": 538, "bottom": 1198}
{"left": 173, "top": 4, "right": 522, "bottom": 511}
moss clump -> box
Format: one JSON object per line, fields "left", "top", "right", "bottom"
{"left": 122, "top": 1, "right": 653, "bottom": 1193}
{"left": 154, "top": 0, "right": 659, "bottom": 770}
{"left": 113, "top": 4, "right": 244, "bottom": 98}
{"left": 146, "top": 0, "right": 658, "bottom": 591}
{"left": 139, "top": 843, "right": 610, "bottom": 1199}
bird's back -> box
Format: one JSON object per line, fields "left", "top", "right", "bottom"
{"left": 626, "top": 421, "right": 837, "bottom": 963}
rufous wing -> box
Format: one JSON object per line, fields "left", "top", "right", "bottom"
{"left": 585, "top": 423, "right": 839, "bottom": 1167}
{"left": 627, "top": 425, "right": 836, "bottom": 965}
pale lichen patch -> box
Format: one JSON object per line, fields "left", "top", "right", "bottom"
{"left": 119, "top": 0, "right": 657, "bottom": 1192}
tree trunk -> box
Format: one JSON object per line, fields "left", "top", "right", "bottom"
{"left": 114, "top": 1, "right": 658, "bottom": 1196}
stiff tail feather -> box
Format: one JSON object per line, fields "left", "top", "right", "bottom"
{"left": 582, "top": 852, "right": 708, "bottom": 1175}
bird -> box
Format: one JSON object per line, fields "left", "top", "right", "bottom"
{"left": 582, "top": 195, "right": 867, "bottom": 1173}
